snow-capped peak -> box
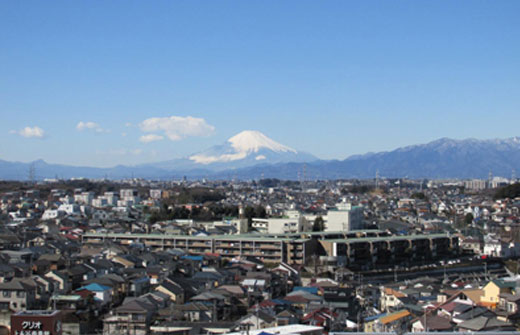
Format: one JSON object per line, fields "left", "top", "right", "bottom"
{"left": 228, "top": 130, "right": 297, "bottom": 154}
{"left": 189, "top": 130, "right": 298, "bottom": 165}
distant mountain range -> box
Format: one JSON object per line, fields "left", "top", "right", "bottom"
{"left": 1, "top": 132, "right": 520, "bottom": 180}
{"left": 139, "top": 130, "right": 317, "bottom": 172}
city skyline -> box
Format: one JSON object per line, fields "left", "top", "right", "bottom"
{"left": 1, "top": 1, "right": 519, "bottom": 167}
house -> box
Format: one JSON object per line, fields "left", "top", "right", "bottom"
{"left": 481, "top": 280, "right": 516, "bottom": 308}
{"left": 411, "top": 314, "right": 454, "bottom": 332}
{"left": 0, "top": 278, "right": 36, "bottom": 311}
{"left": 51, "top": 293, "right": 93, "bottom": 310}
{"left": 460, "top": 237, "right": 482, "bottom": 254}
{"left": 235, "top": 311, "right": 276, "bottom": 331}
{"left": 129, "top": 276, "right": 151, "bottom": 297}
{"left": 176, "top": 302, "right": 214, "bottom": 322}
{"left": 104, "top": 297, "right": 159, "bottom": 335}
{"left": 225, "top": 324, "right": 323, "bottom": 335}
{"left": 364, "top": 313, "right": 386, "bottom": 332}
{"left": 151, "top": 321, "right": 234, "bottom": 335}
{"left": 457, "top": 315, "right": 516, "bottom": 331}
{"left": 302, "top": 307, "right": 337, "bottom": 329}
{"left": 155, "top": 279, "right": 185, "bottom": 304}
{"left": 44, "top": 270, "right": 71, "bottom": 293}
{"left": 275, "top": 309, "right": 300, "bottom": 326}
{"left": 364, "top": 310, "right": 411, "bottom": 333}
{"left": 499, "top": 293, "right": 520, "bottom": 314}
{"left": 190, "top": 291, "right": 230, "bottom": 321}
{"left": 0, "top": 264, "right": 15, "bottom": 282}
{"left": 451, "top": 306, "right": 493, "bottom": 324}
{"left": 68, "top": 264, "right": 97, "bottom": 289}
{"left": 76, "top": 283, "right": 112, "bottom": 305}
{"left": 379, "top": 287, "right": 407, "bottom": 312}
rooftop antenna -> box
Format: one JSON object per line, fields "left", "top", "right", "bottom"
{"left": 512, "top": 169, "right": 516, "bottom": 183}
{"left": 375, "top": 170, "right": 380, "bottom": 190}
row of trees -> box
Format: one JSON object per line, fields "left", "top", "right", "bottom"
{"left": 494, "top": 183, "right": 520, "bottom": 200}
{"left": 148, "top": 203, "right": 268, "bottom": 224}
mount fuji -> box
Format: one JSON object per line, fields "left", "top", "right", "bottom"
{"left": 3, "top": 133, "right": 520, "bottom": 180}
{"left": 146, "top": 130, "right": 317, "bottom": 172}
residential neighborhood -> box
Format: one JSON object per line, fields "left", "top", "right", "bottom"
{"left": 0, "top": 177, "right": 520, "bottom": 334}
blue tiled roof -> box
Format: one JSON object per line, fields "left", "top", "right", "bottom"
{"left": 292, "top": 286, "right": 319, "bottom": 295}
{"left": 364, "top": 313, "right": 387, "bottom": 322}
{"left": 78, "top": 283, "right": 111, "bottom": 292}
{"left": 181, "top": 255, "right": 204, "bottom": 261}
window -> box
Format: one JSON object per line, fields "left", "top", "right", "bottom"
{"left": 16, "top": 291, "right": 24, "bottom": 298}
{"left": 2, "top": 291, "right": 10, "bottom": 298}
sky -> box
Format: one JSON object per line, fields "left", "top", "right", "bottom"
{"left": 1, "top": 1, "right": 519, "bottom": 168}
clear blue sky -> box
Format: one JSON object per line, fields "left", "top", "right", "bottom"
{"left": 1, "top": 1, "right": 519, "bottom": 167}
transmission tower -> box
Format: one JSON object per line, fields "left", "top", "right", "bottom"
{"left": 302, "top": 163, "right": 307, "bottom": 191}
{"left": 28, "top": 163, "right": 36, "bottom": 183}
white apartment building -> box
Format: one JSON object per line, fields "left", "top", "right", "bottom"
{"left": 213, "top": 218, "right": 249, "bottom": 234}
{"left": 120, "top": 189, "right": 137, "bottom": 198}
{"left": 149, "top": 189, "right": 163, "bottom": 200}
{"left": 42, "top": 209, "right": 65, "bottom": 221}
{"left": 92, "top": 198, "right": 108, "bottom": 208}
{"left": 58, "top": 203, "right": 81, "bottom": 215}
{"left": 103, "top": 192, "right": 119, "bottom": 206}
{"left": 74, "top": 192, "right": 95, "bottom": 205}
{"left": 464, "top": 179, "right": 488, "bottom": 191}
{"left": 120, "top": 189, "right": 140, "bottom": 204}
{"left": 117, "top": 199, "right": 135, "bottom": 207}
{"left": 324, "top": 201, "right": 364, "bottom": 232}
{"left": 252, "top": 214, "right": 308, "bottom": 234}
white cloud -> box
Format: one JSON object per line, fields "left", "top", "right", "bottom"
{"left": 76, "top": 121, "right": 108, "bottom": 133}
{"left": 139, "top": 116, "right": 215, "bottom": 141}
{"left": 139, "top": 134, "right": 164, "bottom": 143}
{"left": 10, "top": 126, "right": 46, "bottom": 138}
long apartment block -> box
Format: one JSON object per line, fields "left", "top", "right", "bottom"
{"left": 82, "top": 233, "right": 314, "bottom": 264}
{"left": 82, "top": 230, "right": 457, "bottom": 266}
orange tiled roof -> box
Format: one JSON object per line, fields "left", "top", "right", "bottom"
{"left": 479, "top": 301, "right": 497, "bottom": 308}
{"left": 380, "top": 310, "right": 411, "bottom": 325}
{"left": 384, "top": 287, "right": 406, "bottom": 298}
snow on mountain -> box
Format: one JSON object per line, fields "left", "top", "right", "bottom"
{"left": 1, "top": 135, "right": 520, "bottom": 180}
{"left": 229, "top": 130, "right": 296, "bottom": 154}
{"left": 189, "top": 130, "right": 298, "bottom": 164}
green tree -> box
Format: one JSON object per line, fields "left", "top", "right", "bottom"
{"left": 313, "top": 216, "right": 325, "bottom": 232}
{"left": 464, "top": 213, "right": 474, "bottom": 225}
{"left": 411, "top": 192, "right": 427, "bottom": 200}
{"left": 494, "top": 183, "right": 520, "bottom": 200}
